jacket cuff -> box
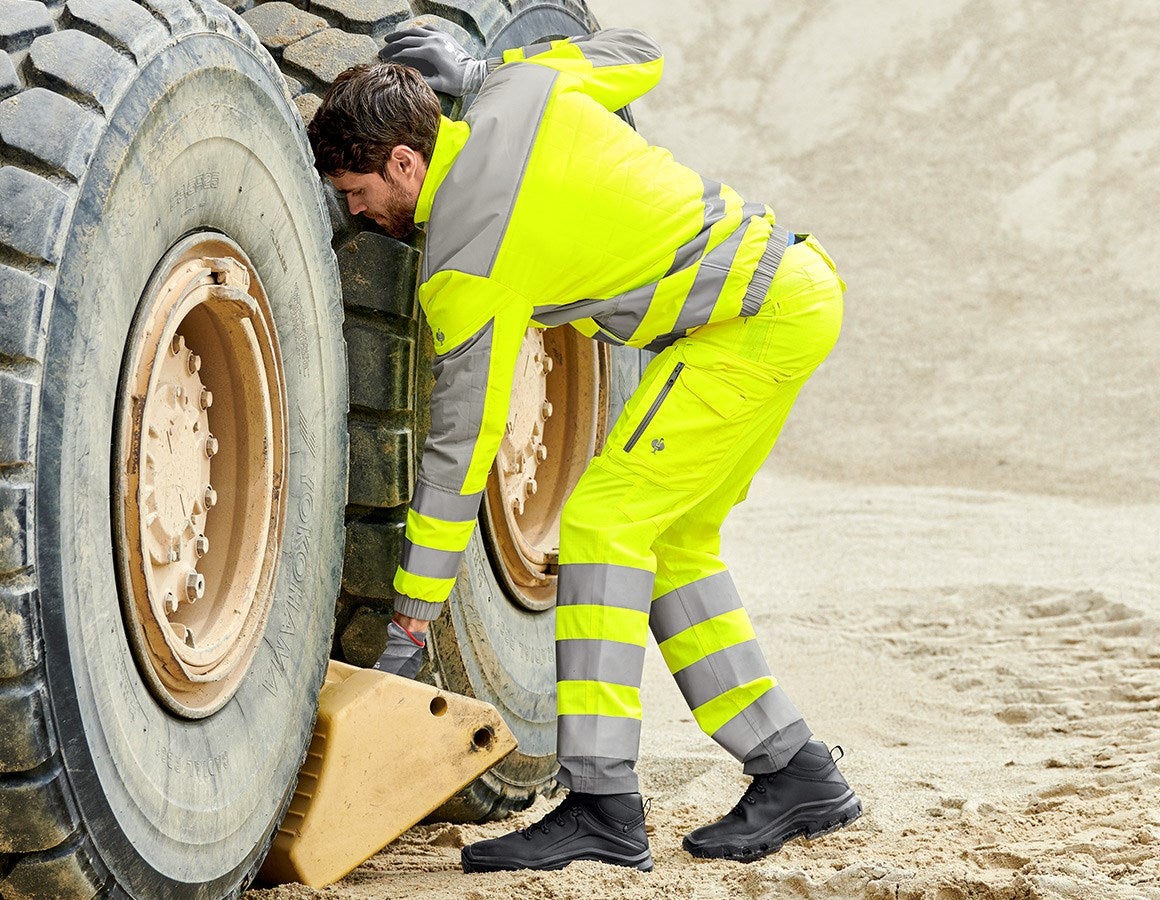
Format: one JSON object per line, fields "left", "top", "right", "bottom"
{"left": 394, "top": 594, "right": 444, "bottom": 621}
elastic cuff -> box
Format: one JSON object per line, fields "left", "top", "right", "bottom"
{"left": 393, "top": 594, "right": 443, "bottom": 621}
{"left": 485, "top": 56, "right": 504, "bottom": 74}
{"left": 742, "top": 719, "right": 813, "bottom": 775}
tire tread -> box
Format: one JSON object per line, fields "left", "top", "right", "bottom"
{"left": 0, "top": 2, "right": 249, "bottom": 894}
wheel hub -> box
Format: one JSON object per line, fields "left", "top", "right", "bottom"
{"left": 114, "top": 234, "right": 287, "bottom": 718}
{"left": 482, "top": 328, "right": 608, "bottom": 611}
{"left": 140, "top": 332, "right": 214, "bottom": 624}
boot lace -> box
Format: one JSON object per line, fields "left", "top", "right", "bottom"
{"left": 520, "top": 793, "right": 583, "bottom": 839}
{"left": 730, "top": 773, "right": 774, "bottom": 816}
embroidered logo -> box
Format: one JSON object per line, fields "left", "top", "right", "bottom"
{"left": 651, "top": 438, "right": 665, "bottom": 454}
{"left": 435, "top": 329, "right": 445, "bottom": 345}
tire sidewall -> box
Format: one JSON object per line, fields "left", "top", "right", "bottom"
{"left": 37, "top": 31, "right": 344, "bottom": 895}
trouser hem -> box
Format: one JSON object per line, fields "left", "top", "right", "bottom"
{"left": 556, "top": 758, "right": 640, "bottom": 795}
{"left": 741, "top": 718, "right": 813, "bottom": 774}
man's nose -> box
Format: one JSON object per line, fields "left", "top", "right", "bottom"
{"left": 346, "top": 195, "right": 365, "bottom": 216}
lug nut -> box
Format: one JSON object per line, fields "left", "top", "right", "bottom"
{"left": 195, "top": 534, "right": 209, "bottom": 558}
{"left": 543, "top": 356, "right": 554, "bottom": 374}
{"left": 187, "top": 351, "right": 201, "bottom": 375}
{"left": 204, "top": 485, "right": 217, "bottom": 509}
{"left": 536, "top": 444, "right": 548, "bottom": 461}
{"left": 541, "top": 401, "right": 553, "bottom": 418}
{"left": 199, "top": 389, "right": 213, "bottom": 410}
{"left": 525, "top": 478, "right": 538, "bottom": 497}
{"left": 205, "top": 435, "right": 219, "bottom": 458}
{"left": 165, "top": 592, "right": 179, "bottom": 614}
{"left": 186, "top": 571, "right": 205, "bottom": 601}
{"left": 171, "top": 334, "right": 185, "bottom": 355}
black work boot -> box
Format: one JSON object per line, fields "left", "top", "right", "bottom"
{"left": 461, "top": 791, "right": 653, "bottom": 873}
{"left": 683, "top": 740, "right": 862, "bottom": 861}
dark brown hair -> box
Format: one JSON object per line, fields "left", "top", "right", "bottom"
{"left": 307, "top": 63, "right": 441, "bottom": 176}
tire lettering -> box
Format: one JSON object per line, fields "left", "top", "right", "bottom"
{"left": 170, "top": 171, "right": 220, "bottom": 213}
{"left": 157, "top": 745, "right": 229, "bottom": 779}
{"left": 263, "top": 475, "right": 314, "bottom": 696}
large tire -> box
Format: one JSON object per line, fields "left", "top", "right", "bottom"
{"left": 0, "top": 2, "right": 346, "bottom": 897}
{"left": 241, "top": 0, "right": 646, "bottom": 820}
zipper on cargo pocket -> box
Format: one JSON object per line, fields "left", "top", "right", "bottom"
{"left": 624, "top": 362, "right": 684, "bottom": 453}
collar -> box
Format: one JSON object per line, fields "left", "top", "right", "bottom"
{"left": 414, "top": 115, "right": 471, "bottom": 225}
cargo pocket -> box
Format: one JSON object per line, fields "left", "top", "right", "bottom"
{"left": 624, "top": 363, "right": 683, "bottom": 452}
{"left": 612, "top": 362, "right": 747, "bottom": 491}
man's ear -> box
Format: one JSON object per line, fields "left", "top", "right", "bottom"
{"left": 389, "top": 144, "right": 419, "bottom": 177}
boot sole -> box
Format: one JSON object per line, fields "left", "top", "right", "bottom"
{"left": 683, "top": 792, "right": 863, "bottom": 862}
{"left": 461, "top": 846, "right": 654, "bottom": 874}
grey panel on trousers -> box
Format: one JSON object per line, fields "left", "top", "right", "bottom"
{"left": 742, "top": 718, "right": 813, "bottom": 775}
{"left": 556, "top": 639, "right": 647, "bottom": 687}
{"left": 556, "top": 754, "right": 640, "bottom": 794}
{"left": 424, "top": 63, "right": 557, "bottom": 279}
{"left": 711, "top": 684, "right": 805, "bottom": 762}
{"left": 672, "top": 638, "right": 772, "bottom": 705}
{"left": 571, "top": 28, "right": 662, "bottom": 68}
{"left": 422, "top": 319, "right": 494, "bottom": 493}
{"left": 649, "top": 570, "right": 745, "bottom": 644}
{"left": 740, "top": 224, "right": 791, "bottom": 317}
{"left": 401, "top": 539, "right": 462, "bottom": 580}
{"left": 411, "top": 478, "right": 482, "bottom": 523}
{"left": 557, "top": 713, "right": 642, "bottom": 761}
{"left": 557, "top": 562, "right": 655, "bottom": 612}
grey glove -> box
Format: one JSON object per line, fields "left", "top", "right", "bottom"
{"left": 373, "top": 619, "right": 426, "bottom": 679}
{"left": 380, "top": 26, "right": 489, "bottom": 97}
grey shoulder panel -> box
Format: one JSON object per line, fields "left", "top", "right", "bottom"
{"left": 424, "top": 64, "right": 558, "bottom": 279}
{"left": 572, "top": 28, "right": 663, "bottom": 67}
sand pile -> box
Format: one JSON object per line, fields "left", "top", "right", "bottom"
{"left": 248, "top": 2, "right": 1160, "bottom": 897}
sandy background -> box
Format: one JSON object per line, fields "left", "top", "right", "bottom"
{"left": 250, "top": 1, "right": 1160, "bottom": 897}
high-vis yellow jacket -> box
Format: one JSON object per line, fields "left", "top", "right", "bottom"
{"left": 392, "top": 29, "right": 794, "bottom": 619}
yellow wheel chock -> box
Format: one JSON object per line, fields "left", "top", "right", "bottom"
{"left": 258, "top": 661, "right": 518, "bottom": 887}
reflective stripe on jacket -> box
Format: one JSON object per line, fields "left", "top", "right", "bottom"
{"left": 393, "top": 29, "right": 791, "bottom": 612}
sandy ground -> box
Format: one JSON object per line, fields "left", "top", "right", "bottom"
{"left": 250, "top": 2, "right": 1160, "bottom": 898}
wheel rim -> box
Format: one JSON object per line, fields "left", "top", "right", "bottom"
{"left": 113, "top": 233, "right": 288, "bottom": 718}
{"left": 481, "top": 327, "right": 609, "bottom": 611}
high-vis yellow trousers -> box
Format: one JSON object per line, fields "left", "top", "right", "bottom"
{"left": 555, "top": 236, "right": 845, "bottom": 794}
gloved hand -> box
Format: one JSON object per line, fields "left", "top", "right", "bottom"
{"left": 373, "top": 618, "right": 426, "bottom": 679}
{"left": 380, "top": 26, "right": 488, "bottom": 97}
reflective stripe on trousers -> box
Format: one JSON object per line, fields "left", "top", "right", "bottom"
{"left": 555, "top": 237, "right": 844, "bottom": 794}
